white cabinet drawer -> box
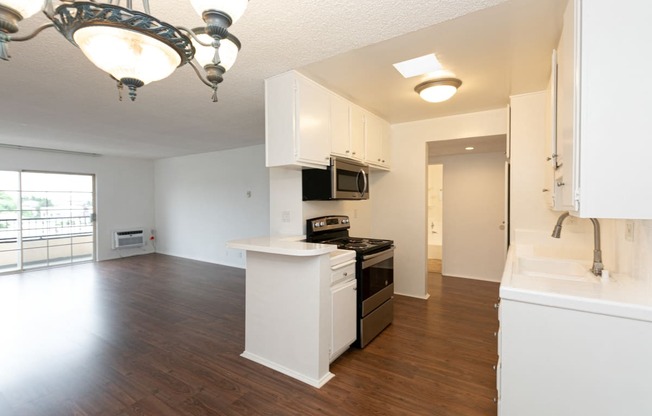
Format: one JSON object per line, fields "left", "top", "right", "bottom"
{"left": 331, "top": 261, "right": 355, "bottom": 285}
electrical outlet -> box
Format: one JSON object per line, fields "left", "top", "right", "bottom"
{"left": 625, "top": 221, "right": 635, "bottom": 242}
{"left": 281, "top": 211, "right": 291, "bottom": 223}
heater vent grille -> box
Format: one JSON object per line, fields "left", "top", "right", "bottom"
{"left": 113, "top": 229, "right": 145, "bottom": 249}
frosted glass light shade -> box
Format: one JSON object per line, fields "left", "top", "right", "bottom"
{"left": 0, "top": 0, "right": 44, "bottom": 19}
{"left": 192, "top": 34, "right": 239, "bottom": 71}
{"left": 73, "top": 26, "right": 181, "bottom": 85}
{"left": 190, "top": 0, "right": 248, "bottom": 24}
{"left": 415, "top": 78, "right": 462, "bottom": 103}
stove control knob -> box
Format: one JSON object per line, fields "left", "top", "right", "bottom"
{"left": 320, "top": 221, "right": 325, "bottom": 226}
{"left": 313, "top": 222, "right": 320, "bottom": 228}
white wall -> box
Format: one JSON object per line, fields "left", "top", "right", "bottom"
{"left": 431, "top": 152, "right": 506, "bottom": 282}
{"left": 0, "top": 148, "right": 155, "bottom": 261}
{"left": 510, "top": 92, "right": 563, "bottom": 240}
{"left": 372, "top": 108, "right": 508, "bottom": 298}
{"left": 154, "top": 145, "right": 270, "bottom": 269}
{"left": 269, "top": 166, "right": 372, "bottom": 237}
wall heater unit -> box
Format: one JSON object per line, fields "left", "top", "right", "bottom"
{"left": 113, "top": 229, "right": 145, "bottom": 249}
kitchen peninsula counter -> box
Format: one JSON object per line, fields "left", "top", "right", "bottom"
{"left": 227, "top": 236, "right": 336, "bottom": 257}
{"left": 227, "top": 236, "right": 337, "bottom": 388}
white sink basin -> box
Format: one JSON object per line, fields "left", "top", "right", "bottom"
{"left": 516, "top": 257, "right": 594, "bottom": 281}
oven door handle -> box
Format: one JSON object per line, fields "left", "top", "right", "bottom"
{"left": 362, "top": 246, "right": 394, "bottom": 268}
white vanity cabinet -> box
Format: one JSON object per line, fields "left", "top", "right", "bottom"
{"left": 266, "top": 71, "right": 331, "bottom": 169}
{"left": 552, "top": 0, "right": 652, "bottom": 218}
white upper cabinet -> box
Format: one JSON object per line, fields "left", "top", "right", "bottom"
{"left": 266, "top": 71, "right": 331, "bottom": 169}
{"left": 552, "top": 0, "right": 652, "bottom": 218}
{"left": 266, "top": 70, "right": 391, "bottom": 170}
{"left": 365, "top": 112, "right": 391, "bottom": 170}
{"left": 349, "top": 104, "right": 366, "bottom": 161}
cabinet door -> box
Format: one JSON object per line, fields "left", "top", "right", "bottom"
{"left": 331, "top": 279, "right": 357, "bottom": 361}
{"left": 296, "top": 77, "right": 331, "bottom": 166}
{"left": 379, "top": 119, "right": 391, "bottom": 169}
{"left": 350, "top": 105, "right": 365, "bottom": 161}
{"left": 364, "top": 113, "right": 383, "bottom": 166}
{"left": 330, "top": 94, "right": 351, "bottom": 158}
{"left": 553, "top": 0, "right": 578, "bottom": 212}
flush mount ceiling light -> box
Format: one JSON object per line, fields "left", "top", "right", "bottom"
{"left": 0, "top": 0, "right": 248, "bottom": 102}
{"left": 415, "top": 78, "right": 462, "bottom": 103}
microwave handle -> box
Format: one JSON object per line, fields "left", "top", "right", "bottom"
{"left": 357, "top": 168, "right": 368, "bottom": 195}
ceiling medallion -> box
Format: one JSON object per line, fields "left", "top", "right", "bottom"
{"left": 0, "top": 0, "right": 248, "bottom": 102}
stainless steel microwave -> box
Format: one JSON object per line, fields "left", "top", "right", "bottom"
{"left": 302, "top": 158, "right": 369, "bottom": 200}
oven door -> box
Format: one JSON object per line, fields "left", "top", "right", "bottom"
{"left": 360, "top": 247, "right": 394, "bottom": 316}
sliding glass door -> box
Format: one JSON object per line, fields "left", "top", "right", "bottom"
{"left": 0, "top": 171, "right": 95, "bottom": 273}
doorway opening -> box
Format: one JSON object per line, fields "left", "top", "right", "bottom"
{"left": 427, "top": 164, "right": 443, "bottom": 273}
{"left": 0, "top": 171, "right": 95, "bottom": 273}
{"left": 427, "top": 135, "right": 508, "bottom": 282}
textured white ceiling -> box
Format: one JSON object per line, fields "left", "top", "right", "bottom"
{"left": 0, "top": 0, "right": 564, "bottom": 159}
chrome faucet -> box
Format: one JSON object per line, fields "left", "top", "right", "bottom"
{"left": 551, "top": 212, "right": 604, "bottom": 276}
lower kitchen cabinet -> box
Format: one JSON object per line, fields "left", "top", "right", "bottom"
{"left": 499, "top": 298, "right": 652, "bottom": 416}
{"left": 330, "top": 278, "right": 357, "bottom": 362}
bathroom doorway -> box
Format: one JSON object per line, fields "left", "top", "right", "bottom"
{"left": 427, "top": 164, "right": 443, "bottom": 273}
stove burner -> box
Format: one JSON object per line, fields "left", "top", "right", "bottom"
{"left": 305, "top": 215, "right": 393, "bottom": 255}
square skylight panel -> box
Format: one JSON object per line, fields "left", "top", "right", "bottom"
{"left": 393, "top": 54, "right": 443, "bottom": 78}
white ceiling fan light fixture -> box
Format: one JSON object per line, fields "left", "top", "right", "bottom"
{"left": 0, "top": 0, "right": 249, "bottom": 102}
{"left": 415, "top": 78, "right": 463, "bottom": 103}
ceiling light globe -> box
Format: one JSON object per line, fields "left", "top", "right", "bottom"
{"left": 415, "top": 78, "right": 462, "bottom": 103}
{"left": 190, "top": 0, "right": 248, "bottom": 25}
{"left": 192, "top": 33, "right": 240, "bottom": 71}
{"left": 74, "top": 26, "right": 182, "bottom": 86}
{"left": 0, "top": 0, "right": 44, "bottom": 19}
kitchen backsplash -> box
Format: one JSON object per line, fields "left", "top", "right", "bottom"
{"left": 612, "top": 219, "right": 652, "bottom": 284}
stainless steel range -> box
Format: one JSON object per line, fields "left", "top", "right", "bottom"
{"left": 306, "top": 215, "right": 394, "bottom": 348}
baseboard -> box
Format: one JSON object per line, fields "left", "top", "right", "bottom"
{"left": 443, "top": 273, "right": 502, "bottom": 283}
{"left": 240, "top": 351, "right": 335, "bottom": 388}
{"left": 394, "top": 291, "right": 430, "bottom": 300}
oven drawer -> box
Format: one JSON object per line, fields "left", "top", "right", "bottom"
{"left": 361, "top": 283, "right": 394, "bottom": 316}
{"left": 359, "top": 297, "right": 393, "bottom": 348}
{"left": 331, "top": 261, "right": 356, "bottom": 285}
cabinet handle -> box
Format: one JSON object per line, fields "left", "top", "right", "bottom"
{"left": 343, "top": 272, "right": 348, "bottom": 277}
{"left": 493, "top": 365, "right": 497, "bottom": 371}
{"left": 494, "top": 303, "right": 500, "bottom": 310}
{"left": 542, "top": 188, "right": 549, "bottom": 193}
{"left": 346, "top": 150, "right": 350, "bottom": 153}
{"left": 494, "top": 398, "right": 497, "bottom": 404}
{"left": 556, "top": 181, "right": 565, "bottom": 187}
{"left": 352, "top": 152, "right": 356, "bottom": 155}
{"left": 494, "top": 332, "right": 497, "bottom": 337}
{"left": 377, "top": 158, "right": 381, "bottom": 162}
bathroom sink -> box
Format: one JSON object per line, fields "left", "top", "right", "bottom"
{"left": 515, "top": 257, "right": 594, "bottom": 281}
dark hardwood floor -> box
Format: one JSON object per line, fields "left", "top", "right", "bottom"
{"left": 0, "top": 254, "right": 499, "bottom": 416}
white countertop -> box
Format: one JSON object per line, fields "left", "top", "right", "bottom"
{"left": 500, "top": 245, "right": 652, "bottom": 322}
{"left": 227, "top": 236, "right": 337, "bottom": 257}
